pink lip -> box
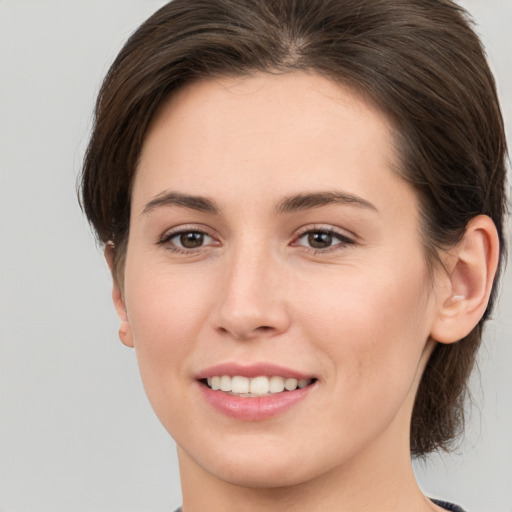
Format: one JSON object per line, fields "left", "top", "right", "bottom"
{"left": 196, "top": 362, "right": 313, "bottom": 380}
{"left": 198, "top": 382, "right": 316, "bottom": 421}
{"left": 195, "top": 362, "right": 317, "bottom": 421}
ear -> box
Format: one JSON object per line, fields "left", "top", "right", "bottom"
{"left": 430, "top": 215, "right": 500, "bottom": 344}
{"left": 104, "top": 243, "right": 134, "bottom": 348}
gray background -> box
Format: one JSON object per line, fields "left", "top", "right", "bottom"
{"left": 0, "top": 1, "right": 510, "bottom": 511}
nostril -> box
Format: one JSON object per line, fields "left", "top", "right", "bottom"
{"left": 216, "top": 324, "right": 277, "bottom": 340}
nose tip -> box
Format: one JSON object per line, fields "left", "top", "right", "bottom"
{"left": 212, "top": 252, "right": 291, "bottom": 341}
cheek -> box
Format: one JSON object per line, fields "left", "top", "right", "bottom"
{"left": 122, "top": 263, "right": 214, "bottom": 405}
{"left": 125, "top": 246, "right": 216, "bottom": 334}
{"left": 297, "top": 258, "right": 433, "bottom": 401}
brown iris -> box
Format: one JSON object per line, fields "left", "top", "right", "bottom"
{"left": 307, "top": 231, "right": 333, "bottom": 249}
{"left": 179, "top": 232, "right": 205, "bottom": 248}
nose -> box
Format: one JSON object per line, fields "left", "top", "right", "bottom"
{"left": 212, "top": 243, "right": 291, "bottom": 341}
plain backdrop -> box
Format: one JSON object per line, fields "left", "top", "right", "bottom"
{"left": 0, "top": 1, "right": 510, "bottom": 511}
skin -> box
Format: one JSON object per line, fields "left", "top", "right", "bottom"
{"left": 108, "top": 72, "right": 499, "bottom": 512}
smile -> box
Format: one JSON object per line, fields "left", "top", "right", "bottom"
{"left": 204, "top": 375, "right": 314, "bottom": 396}
{"left": 206, "top": 375, "right": 312, "bottom": 398}
{"left": 197, "top": 365, "right": 318, "bottom": 421}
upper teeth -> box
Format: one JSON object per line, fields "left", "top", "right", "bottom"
{"left": 206, "top": 375, "right": 311, "bottom": 395}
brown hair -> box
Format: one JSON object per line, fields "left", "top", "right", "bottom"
{"left": 80, "top": 0, "right": 508, "bottom": 456}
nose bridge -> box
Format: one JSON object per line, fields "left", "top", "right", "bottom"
{"left": 214, "top": 236, "right": 289, "bottom": 339}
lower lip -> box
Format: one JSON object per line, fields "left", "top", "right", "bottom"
{"left": 198, "top": 382, "right": 316, "bottom": 421}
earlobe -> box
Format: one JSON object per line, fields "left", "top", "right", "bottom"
{"left": 430, "top": 215, "right": 500, "bottom": 344}
{"left": 104, "top": 243, "right": 134, "bottom": 348}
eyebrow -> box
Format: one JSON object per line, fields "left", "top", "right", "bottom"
{"left": 141, "top": 190, "right": 378, "bottom": 216}
{"left": 142, "top": 191, "right": 220, "bottom": 215}
{"left": 275, "top": 191, "right": 378, "bottom": 214}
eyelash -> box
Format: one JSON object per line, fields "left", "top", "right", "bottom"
{"left": 292, "top": 226, "right": 355, "bottom": 254}
{"left": 158, "top": 225, "right": 355, "bottom": 255}
{"left": 158, "top": 227, "right": 218, "bottom": 254}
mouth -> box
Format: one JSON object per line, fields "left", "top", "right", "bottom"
{"left": 200, "top": 375, "right": 316, "bottom": 397}
{"left": 196, "top": 363, "right": 318, "bottom": 420}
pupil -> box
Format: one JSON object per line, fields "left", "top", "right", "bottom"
{"left": 308, "top": 232, "right": 332, "bottom": 249}
{"left": 180, "top": 232, "right": 204, "bottom": 248}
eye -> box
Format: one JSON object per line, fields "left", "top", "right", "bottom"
{"left": 293, "top": 228, "right": 354, "bottom": 252}
{"left": 160, "top": 229, "right": 217, "bottom": 252}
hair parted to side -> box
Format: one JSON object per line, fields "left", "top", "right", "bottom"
{"left": 80, "top": 0, "right": 508, "bottom": 456}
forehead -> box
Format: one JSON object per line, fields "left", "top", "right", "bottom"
{"left": 134, "top": 71, "right": 411, "bottom": 218}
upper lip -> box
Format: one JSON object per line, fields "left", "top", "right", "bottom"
{"left": 196, "top": 362, "right": 314, "bottom": 380}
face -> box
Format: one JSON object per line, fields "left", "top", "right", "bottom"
{"left": 117, "top": 72, "right": 441, "bottom": 488}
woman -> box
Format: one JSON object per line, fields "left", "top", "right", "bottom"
{"left": 80, "top": 0, "right": 507, "bottom": 510}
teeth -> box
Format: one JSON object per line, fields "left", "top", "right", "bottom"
{"left": 211, "top": 376, "right": 221, "bottom": 390}
{"left": 298, "top": 379, "right": 309, "bottom": 389}
{"left": 284, "top": 378, "right": 298, "bottom": 391}
{"left": 220, "top": 375, "right": 231, "bottom": 392}
{"left": 269, "top": 376, "right": 285, "bottom": 393}
{"left": 250, "top": 376, "right": 270, "bottom": 394}
{"left": 205, "top": 375, "right": 313, "bottom": 395}
{"left": 231, "top": 376, "right": 250, "bottom": 394}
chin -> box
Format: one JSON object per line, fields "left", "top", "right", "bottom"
{"left": 208, "top": 456, "right": 315, "bottom": 489}
{"left": 179, "top": 435, "right": 324, "bottom": 489}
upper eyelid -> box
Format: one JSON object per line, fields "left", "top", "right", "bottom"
{"left": 294, "top": 225, "right": 356, "bottom": 241}
{"left": 157, "top": 224, "right": 357, "bottom": 245}
{"left": 159, "top": 224, "right": 218, "bottom": 241}
{"left": 163, "top": 230, "right": 214, "bottom": 242}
